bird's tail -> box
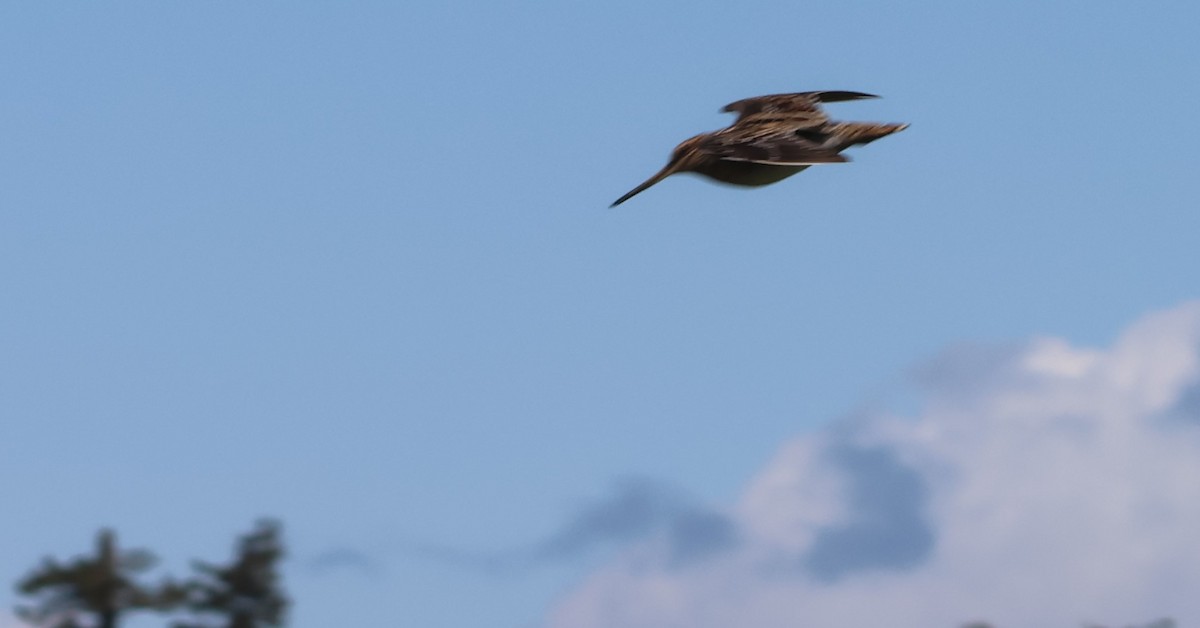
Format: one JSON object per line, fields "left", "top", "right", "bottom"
{"left": 826, "top": 122, "right": 909, "bottom": 149}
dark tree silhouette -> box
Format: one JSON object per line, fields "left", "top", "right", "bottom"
{"left": 14, "top": 529, "right": 182, "bottom": 628}
{"left": 175, "top": 520, "right": 288, "bottom": 628}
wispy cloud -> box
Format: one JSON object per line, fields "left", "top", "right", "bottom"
{"left": 0, "top": 612, "right": 33, "bottom": 628}
{"left": 306, "top": 547, "right": 383, "bottom": 578}
{"left": 416, "top": 477, "right": 737, "bottom": 574}
{"left": 801, "top": 442, "right": 934, "bottom": 581}
{"left": 549, "top": 302, "right": 1200, "bottom": 628}
{"left": 531, "top": 477, "right": 737, "bottom": 566}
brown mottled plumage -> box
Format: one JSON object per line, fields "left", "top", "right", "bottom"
{"left": 611, "top": 91, "right": 907, "bottom": 207}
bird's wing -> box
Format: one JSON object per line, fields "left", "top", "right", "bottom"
{"left": 721, "top": 91, "right": 879, "bottom": 128}
{"left": 702, "top": 132, "right": 849, "bottom": 166}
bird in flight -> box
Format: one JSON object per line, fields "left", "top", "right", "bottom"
{"left": 610, "top": 91, "right": 907, "bottom": 207}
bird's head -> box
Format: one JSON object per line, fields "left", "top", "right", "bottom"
{"left": 667, "top": 135, "right": 710, "bottom": 171}
{"left": 610, "top": 134, "right": 711, "bottom": 207}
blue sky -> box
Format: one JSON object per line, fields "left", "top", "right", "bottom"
{"left": 2, "top": 2, "right": 1199, "bottom": 627}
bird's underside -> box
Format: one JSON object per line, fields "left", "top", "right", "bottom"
{"left": 696, "top": 161, "right": 812, "bottom": 187}
{"left": 610, "top": 90, "right": 907, "bottom": 207}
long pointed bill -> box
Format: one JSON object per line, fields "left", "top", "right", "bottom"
{"left": 610, "top": 165, "right": 678, "bottom": 208}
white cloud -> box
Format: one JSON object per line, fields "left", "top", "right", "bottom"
{"left": 547, "top": 302, "right": 1200, "bottom": 628}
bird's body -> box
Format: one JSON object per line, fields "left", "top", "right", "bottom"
{"left": 698, "top": 161, "right": 811, "bottom": 186}
{"left": 611, "top": 91, "right": 907, "bottom": 207}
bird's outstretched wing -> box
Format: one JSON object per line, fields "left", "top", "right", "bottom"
{"left": 721, "top": 91, "right": 879, "bottom": 128}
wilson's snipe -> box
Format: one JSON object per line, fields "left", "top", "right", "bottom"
{"left": 611, "top": 91, "right": 907, "bottom": 207}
